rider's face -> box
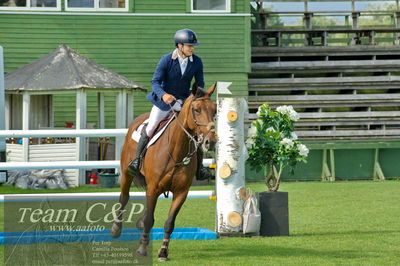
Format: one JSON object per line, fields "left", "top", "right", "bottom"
{"left": 178, "top": 44, "right": 195, "bottom": 58}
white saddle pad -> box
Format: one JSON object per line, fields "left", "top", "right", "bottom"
{"left": 131, "top": 116, "right": 175, "bottom": 148}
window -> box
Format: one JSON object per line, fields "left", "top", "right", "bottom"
{"left": 0, "top": 0, "right": 60, "bottom": 10}
{"left": 192, "top": 0, "right": 230, "bottom": 13}
{"left": 66, "top": 0, "right": 128, "bottom": 11}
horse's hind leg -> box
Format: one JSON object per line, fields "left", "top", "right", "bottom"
{"left": 111, "top": 172, "right": 133, "bottom": 238}
{"left": 136, "top": 193, "right": 159, "bottom": 257}
{"left": 158, "top": 190, "right": 189, "bottom": 262}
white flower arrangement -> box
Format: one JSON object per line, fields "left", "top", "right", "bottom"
{"left": 279, "top": 138, "right": 294, "bottom": 149}
{"left": 276, "top": 105, "right": 300, "bottom": 121}
{"left": 246, "top": 104, "right": 309, "bottom": 191}
{"left": 298, "top": 144, "right": 309, "bottom": 157}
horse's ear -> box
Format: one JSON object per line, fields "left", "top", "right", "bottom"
{"left": 192, "top": 83, "right": 206, "bottom": 98}
{"left": 191, "top": 83, "right": 198, "bottom": 96}
{"left": 206, "top": 82, "right": 217, "bottom": 96}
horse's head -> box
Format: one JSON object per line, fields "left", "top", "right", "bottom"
{"left": 182, "top": 83, "right": 217, "bottom": 152}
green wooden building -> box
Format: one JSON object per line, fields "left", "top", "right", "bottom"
{"left": 0, "top": 0, "right": 251, "bottom": 128}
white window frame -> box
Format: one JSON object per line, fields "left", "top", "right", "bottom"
{"left": 0, "top": 0, "right": 61, "bottom": 11}
{"left": 191, "top": 0, "right": 231, "bottom": 13}
{"left": 65, "top": 0, "right": 128, "bottom": 12}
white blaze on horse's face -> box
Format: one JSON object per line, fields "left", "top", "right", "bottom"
{"left": 191, "top": 99, "right": 217, "bottom": 152}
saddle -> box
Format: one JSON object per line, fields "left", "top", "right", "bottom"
{"left": 131, "top": 113, "right": 175, "bottom": 148}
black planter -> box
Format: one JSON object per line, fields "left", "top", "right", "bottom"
{"left": 258, "top": 191, "right": 289, "bottom": 236}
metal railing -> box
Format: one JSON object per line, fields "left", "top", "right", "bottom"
{"left": 0, "top": 129, "right": 214, "bottom": 171}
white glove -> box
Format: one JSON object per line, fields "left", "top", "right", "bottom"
{"left": 172, "top": 99, "right": 183, "bottom": 112}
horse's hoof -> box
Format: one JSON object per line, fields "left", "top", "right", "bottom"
{"left": 136, "top": 246, "right": 147, "bottom": 257}
{"left": 110, "top": 222, "right": 122, "bottom": 238}
{"left": 158, "top": 248, "right": 169, "bottom": 262}
{"left": 158, "top": 257, "right": 169, "bottom": 262}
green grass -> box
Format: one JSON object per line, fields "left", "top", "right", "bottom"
{"left": 1, "top": 181, "right": 400, "bottom": 265}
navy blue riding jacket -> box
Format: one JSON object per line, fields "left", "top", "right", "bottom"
{"left": 146, "top": 50, "right": 205, "bottom": 111}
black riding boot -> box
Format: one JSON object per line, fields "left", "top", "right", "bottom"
{"left": 196, "top": 149, "right": 213, "bottom": 180}
{"left": 128, "top": 129, "right": 149, "bottom": 176}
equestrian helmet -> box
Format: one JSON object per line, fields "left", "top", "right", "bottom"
{"left": 174, "top": 29, "right": 200, "bottom": 46}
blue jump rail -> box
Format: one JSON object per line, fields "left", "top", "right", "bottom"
{"left": 0, "top": 227, "right": 217, "bottom": 245}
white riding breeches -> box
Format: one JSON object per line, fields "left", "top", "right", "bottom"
{"left": 146, "top": 100, "right": 182, "bottom": 137}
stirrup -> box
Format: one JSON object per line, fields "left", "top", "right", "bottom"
{"left": 129, "top": 158, "right": 140, "bottom": 170}
{"left": 127, "top": 159, "right": 141, "bottom": 176}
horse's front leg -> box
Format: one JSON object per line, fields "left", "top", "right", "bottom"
{"left": 111, "top": 172, "right": 133, "bottom": 238}
{"left": 158, "top": 190, "right": 189, "bottom": 262}
{"left": 136, "top": 193, "right": 159, "bottom": 257}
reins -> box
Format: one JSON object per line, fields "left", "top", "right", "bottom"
{"left": 167, "top": 97, "right": 214, "bottom": 167}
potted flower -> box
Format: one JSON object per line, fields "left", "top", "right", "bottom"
{"left": 245, "top": 104, "right": 309, "bottom": 236}
{"left": 246, "top": 104, "right": 309, "bottom": 192}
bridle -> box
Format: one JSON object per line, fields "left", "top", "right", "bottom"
{"left": 167, "top": 97, "right": 215, "bottom": 166}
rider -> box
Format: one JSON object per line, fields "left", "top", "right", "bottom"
{"left": 128, "top": 28, "right": 213, "bottom": 180}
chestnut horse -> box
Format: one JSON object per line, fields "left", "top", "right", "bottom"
{"left": 111, "top": 83, "right": 217, "bottom": 261}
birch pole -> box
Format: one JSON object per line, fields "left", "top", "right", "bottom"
{"left": 216, "top": 97, "right": 248, "bottom": 235}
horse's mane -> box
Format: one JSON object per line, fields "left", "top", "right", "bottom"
{"left": 182, "top": 86, "right": 207, "bottom": 108}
